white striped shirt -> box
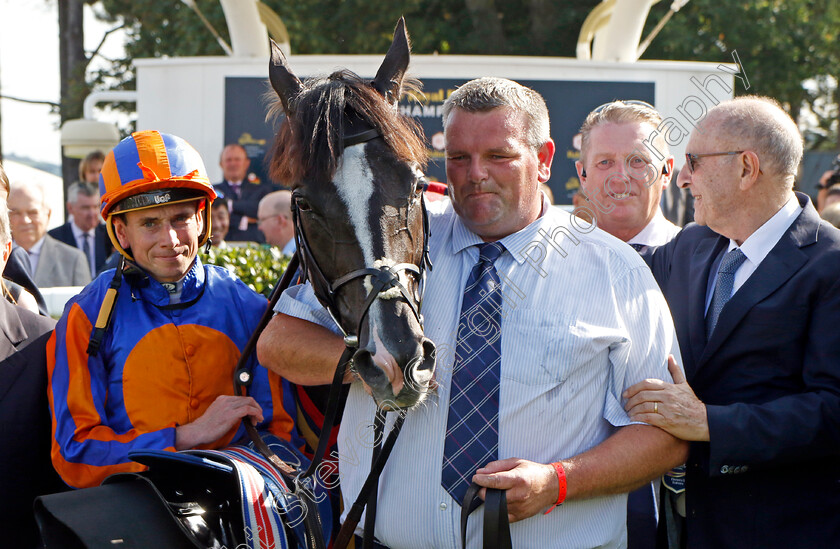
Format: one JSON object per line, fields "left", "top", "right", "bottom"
{"left": 277, "top": 197, "right": 681, "bottom": 548}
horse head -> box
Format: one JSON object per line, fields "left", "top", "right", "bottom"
{"left": 268, "top": 19, "right": 435, "bottom": 410}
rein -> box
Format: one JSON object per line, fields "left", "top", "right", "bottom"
{"left": 233, "top": 125, "right": 431, "bottom": 549}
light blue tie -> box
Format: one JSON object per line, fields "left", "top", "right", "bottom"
{"left": 441, "top": 242, "right": 504, "bottom": 504}
{"left": 706, "top": 248, "right": 747, "bottom": 338}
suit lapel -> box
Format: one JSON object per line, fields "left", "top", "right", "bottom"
{"left": 698, "top": 195, "right": 817, "bottom": 366}
{"left": 0, "top": 302, "right": 30, "bottom": 403}
{"left": 686, "top": 236, "right": 727, "bottom": 378}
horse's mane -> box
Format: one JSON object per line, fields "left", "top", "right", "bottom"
{"left": 267, "top": 70, "right": 428, "bottom": 186}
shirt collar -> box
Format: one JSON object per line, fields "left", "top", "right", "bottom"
{"left": 71, "top": 222, "right": 94, "bottom": 240}
{"left": 627, "top": 209, "right": 681, "bottom": 247}
{"left": 450, "top": 194, "right": 551, "bottom": 265}
{"left": 728, "top": 194, "right": 801, "bottom": 265}
{"left": 26, "top": 236, "right": 46, "bottom": 256}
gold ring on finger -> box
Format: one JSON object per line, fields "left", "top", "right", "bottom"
{"left": 654, "top": 402, "right": 659, "bottom": 414}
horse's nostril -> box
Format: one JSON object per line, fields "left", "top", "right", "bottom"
{"left": 420, "top": 338, "right": 436, "bottom": 369}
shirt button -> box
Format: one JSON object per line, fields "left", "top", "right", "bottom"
{"left": 185, "top": 344, "right": 195, "bottom": 357}
{"left": 439, "top": 502, "right": 447, "bottom": 511}
{"left": 190, "top": 398, "right": 200, "bottom": 409}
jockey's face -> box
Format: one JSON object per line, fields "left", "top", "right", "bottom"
{"left": 114, "top": 201, "right": 203, "bottom": 282}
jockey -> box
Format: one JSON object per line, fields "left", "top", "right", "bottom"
{"left": 48, "top": 130, "right": 295, "bottom": 489}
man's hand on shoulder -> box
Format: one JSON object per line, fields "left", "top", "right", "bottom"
{"left": 175, "top": 395, "right": 264, "bottom": 450}
{"left": 472, "top": 458, "right": 558, "bottom": 523}
{"left": 624, "top": 356, "right": 710, "bottom": 441}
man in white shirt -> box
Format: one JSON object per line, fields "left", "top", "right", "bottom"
{"left": 576, "top": 100, "right": 681, "bottom": 250}
{"left": 257, "top": 190, "right": 296, "bottom": 255}
{"left": 258, "top": 77, "right": 687, "bottom": 548}
{"left": 575, "top": 99, "right": 682, "bottom": 547}
{"left": 8, "top": 183, "right": 90, "bottom": 288}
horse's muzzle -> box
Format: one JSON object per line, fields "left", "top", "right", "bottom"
{"left": 353, "top": 336, "right": 436, "bottom": 410}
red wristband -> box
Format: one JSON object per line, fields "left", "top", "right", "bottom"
{"left": 544, "top": 461, "right": 567, "bottom": 515}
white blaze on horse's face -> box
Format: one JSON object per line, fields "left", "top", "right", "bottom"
{"left": 333, "top": 144, "right": 408, "bottom": 396}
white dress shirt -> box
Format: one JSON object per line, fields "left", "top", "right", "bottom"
{"left": 705, "top": 195, "right": 802, "bottom": 312}
{"left": 277, "top": 197, "right": 681, "bottom": 548}
{"left": 627, "top": 209, "right": 681, "bottom": 247}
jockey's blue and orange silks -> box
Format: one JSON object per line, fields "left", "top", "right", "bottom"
{"left": 48, "top": 259, "right": 294, "bottom": 489}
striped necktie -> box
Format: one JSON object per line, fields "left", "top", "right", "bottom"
{"left": 441, "top": 242, "right": 504, "bottom": 503}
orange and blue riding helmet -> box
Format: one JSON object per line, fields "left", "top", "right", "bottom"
{"left": 99, "top": 130, "right": 217, "bottom": 260}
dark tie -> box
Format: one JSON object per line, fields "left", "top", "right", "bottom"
{"left": 441, "top": 242, "right": 505, "bottom": 503}
{"left": 706, "top": 248, "right": 747, "bottom": 338}
{"left": 82, "top": 233, "right": 93, "bottom": 269}
{"left": 630, "top": 243, "right": 646, "bottom": 252}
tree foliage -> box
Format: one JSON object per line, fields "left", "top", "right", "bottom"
{"left": 90, "top": 0, "right": 839, "bottom": 148}
{"left": 641, "top": 0, "right": 840, "bottom": 149}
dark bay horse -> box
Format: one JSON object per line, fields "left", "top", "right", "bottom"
{"left": 267, "top": 19, "right": 436, "bottom": 410}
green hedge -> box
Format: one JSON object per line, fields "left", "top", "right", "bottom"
{"left": 200, "top": 244, "right": 292, "bottom": 297}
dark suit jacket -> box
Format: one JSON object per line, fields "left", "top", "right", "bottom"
{"left": 214, "top": 179, "right": 277, "bottom": 242}
{"left": 0, "top": 300, "right": 65, "bottom": 547}
{"left": 48, "top": 222, "right": 111, "bottom": 275}
{"left": 645, "top": 192, "right": 840, "bottom": 548}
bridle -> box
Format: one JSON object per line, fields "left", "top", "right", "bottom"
{"left": 233, "top": 120, "right": 433, "bottom": 549}
{"left": 289, "top": 137, "right": 432, "bottom": 350}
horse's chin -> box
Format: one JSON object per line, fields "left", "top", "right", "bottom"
{"left": 371, "top": 384, "right": 433, "bottom": 411}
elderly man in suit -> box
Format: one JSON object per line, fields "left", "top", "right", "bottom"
{"left": 8, "top": 183, "right": 90, "bottom": 288}
{"left": 214, "top": 144, "right": 275, "bottom": 242}
{"left": 625, "top": 96, "right": 840, "bottom": 548}
{"left": 48, "top": 182, "right": 111, "bottom": 277}
{"left": 0, "top": 194, "right": 65, "bottom": 547}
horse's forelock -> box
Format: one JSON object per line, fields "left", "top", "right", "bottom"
{"left": 268, "top": 70, "right": 428, "bottom": 187}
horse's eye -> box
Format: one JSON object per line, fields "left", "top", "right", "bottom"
{"left": 295, "top": 196, "right": 312, "bottom": 212}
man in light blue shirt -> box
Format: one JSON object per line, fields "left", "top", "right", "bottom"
{"left": 258, "top": 77, "right": 687, "bottom": 548}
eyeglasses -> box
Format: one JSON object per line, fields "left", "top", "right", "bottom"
{"left": 684, "top": 151, "right": 744, "bottom": 173}
{"left": 592, "top": 99, "right": 656, "bottom": 114}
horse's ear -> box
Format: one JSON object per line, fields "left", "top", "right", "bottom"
{"left": 372, "top": 17, "right": 410, "bottom": 105}
{"left": 269, "top": 38, "right": 303, "bottom": 116}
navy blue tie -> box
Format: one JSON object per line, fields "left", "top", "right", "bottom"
{"left": 706, "top": 248, "right": 747, "bottom": 338}
{"left": 442, "top": 242, "right": 504, "bottom": 503}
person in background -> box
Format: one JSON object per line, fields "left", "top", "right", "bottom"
{"left": 0, "top": 171, "right": 48, "bottom": 315}
{"left": 8, "top": 183, "right": 90, "bottom": 288}
{"left": 79, "top": 150, "right": 105, "bottom": 185}
{"left": 575, "top": 99, "right": 681, "bottom": 547}
{"left": 257, "top": 190, "right": 295, "bottom": 255}
{"left": 576, "top": 100, "right": 680, "bottom": 251}
{"left": 820, "top": 201, "right": 840, "bottom": 228}
{"left": 210, "top": 195, "right": 230, "bottom": 247}
{"left": 48, "top": 182, "right": 112, "bottom": 277}
{"left": 214, "top": 144, "right": 275, "bottom": 243}
{"left": 48, "top": 130, "right": 295, "bottom": 489}
{"left": 0, "top": 192, "right": 65, "bottom": 547}
{"left": 627, "top": 96, "right": 840, "bottom": 549}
